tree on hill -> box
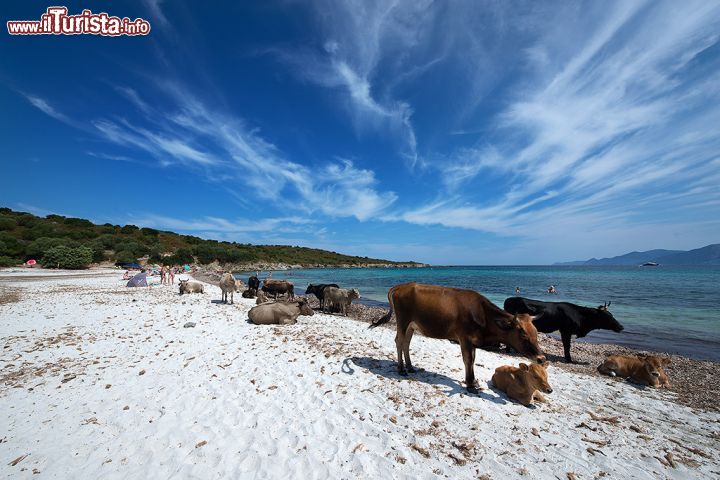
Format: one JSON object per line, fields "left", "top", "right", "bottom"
{"left": 41, "top": 245, "right": 94, "bottom": 269}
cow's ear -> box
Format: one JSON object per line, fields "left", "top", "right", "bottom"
{"left": 519, "top": 363, "right": 529, "bottom": 371}
{"left": 495, "top": 316, "right": 516, "bottom": 331}
{"left": 661, "top": 357, "right": 671, "bottom": 366}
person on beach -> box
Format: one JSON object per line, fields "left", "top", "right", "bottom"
{"left": 168, "top": 267, "right": 175, "bottom": 285}
{"left": 515, "top": 287, "right": 521, "bottom": 295}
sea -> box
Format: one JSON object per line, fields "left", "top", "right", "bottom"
{"left": 236, "top": 266, "right": 720, "bottom": 362}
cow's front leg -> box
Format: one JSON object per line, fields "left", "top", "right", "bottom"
{"left": 561, "top": 330, "right": 573, "bottom": 363}
{"left": 460, "top": 339, "right": 478, "bottom": 393}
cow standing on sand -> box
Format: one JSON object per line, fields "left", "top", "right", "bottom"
{"left": 504, "top": 297, "right": 624, "bottom": 363}
{"left": 323, "top": 287, "right": 360, "bottom": 315}
{"left": 248, "top": 276, "right": 260, "bottom": 297}
{"left": 178, "top": 279, "right": 204, "bottom": 295}
{"left": 248, "top": 298, "right": 315, "bottom": 325}
{"left": 305, "top": 284, "right": 339, "bottom": 311}
{"left": 219, "top": 273, "right": 237, "bottom": 304}
{"left": 262, "top": 279, "right": 295, "bottom": 300}
{"left": 370, "top": 283, "right": 545, "bottom": 393}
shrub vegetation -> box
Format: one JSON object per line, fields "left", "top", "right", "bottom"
{"left": 0, "top": 207, "right": 417, "bottom": 267}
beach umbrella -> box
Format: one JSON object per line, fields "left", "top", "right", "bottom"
{"left": 26, "top": 259, "right": 37, "bottom": 266}
{"left": 127, "top": 272, "right": 148, "bottom": 287}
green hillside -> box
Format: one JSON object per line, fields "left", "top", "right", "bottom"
{"left": 0, "top": 208, "right": 419, "bottom": 269}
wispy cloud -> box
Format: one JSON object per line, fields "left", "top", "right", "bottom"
{"left": 131, "top": 213, "right": 316, "bottom": 236}
{"left": 400, "top": 0, "right": 720, "bottom": 257}
{"left": 141, "top": 0, "right": 170, "bottom": 30}
{"left": 114, "top": 86, "right": 152, "bottom": 114}
{"left": 23, "top": 81, "right": 396, "bottom": 223}
{"left": 274, "top": 0, "right": 436, "bottom": 167}
{"left": 22, "top": 94, "right": 74, "bottom": 125}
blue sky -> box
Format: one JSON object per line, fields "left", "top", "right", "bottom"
{"left": 2, "top": 1, "right": 719, "bottom": 264}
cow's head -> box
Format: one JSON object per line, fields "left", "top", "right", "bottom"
{"left": 496, "top": 313, "right": 546, "bottom": 364}
{"left": 520, "top": 362, "right": 553, "bottom": 394}
{"left": 638, "top": 355, "right": 670, "bottom": 381}
{"left": 297, "top": 298, "right": 315, "bottom": 316}
{"left": 349, "top": 288, "right": 361, "bottom": 300}
{"left": 595, "top": 301, "right": 624, "bottom": 332}
{"left": 178, "top": 279, "right": 188, "bottom": 294}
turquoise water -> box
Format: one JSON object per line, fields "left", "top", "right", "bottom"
{"left": 236, "top": 266, "right": 720, "bottom": 361}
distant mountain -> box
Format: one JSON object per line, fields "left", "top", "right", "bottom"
{"left": 555, "top": 244, "right": 720, "bottom": 266}
{"left": 658, "top": 244, "right": 720, "bottom": 265}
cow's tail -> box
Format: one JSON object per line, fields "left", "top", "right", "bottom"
{"left": 369, "top": 287, "right": 396, "bottom": 329}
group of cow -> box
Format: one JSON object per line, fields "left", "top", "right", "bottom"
{"left": 369, "top": 283, "right": 671, "bottom": 406}
{"left": 188, "top": 274, "right": 362, "bottom": 326}
{"left": 181, "top": 276, "right": 671, "bottom": 406}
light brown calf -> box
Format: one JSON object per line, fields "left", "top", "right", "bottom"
{"left": 597, "top": 354, "right": 670, "bottom": 388}
{"left": 492, "top": 363, "right": 553, "bottom": 406}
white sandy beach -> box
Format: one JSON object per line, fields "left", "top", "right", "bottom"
{"left": 1, "top": 270, "right": 718, "bottom": 479}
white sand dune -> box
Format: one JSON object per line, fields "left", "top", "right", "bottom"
{"left": 1, "top": 271, "right": 718, "bottom": 479}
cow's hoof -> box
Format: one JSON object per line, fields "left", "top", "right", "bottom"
{"left": 466, "top": 386, "right": 480, "bottom": 394}
{"left": 398, "top": 370, "right": 408, "bottom": 377}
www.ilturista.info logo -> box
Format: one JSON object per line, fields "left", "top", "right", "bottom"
{"left": 7, "top": 6, "right": 151, "bottom": 36}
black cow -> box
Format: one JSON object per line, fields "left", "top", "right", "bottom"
{"left": 305, "top": 283, "right": 339, "bottom": 311}
{"left": 248, "top": 276, "right": 260, "bottom": 296}
{"left": 503, "top": 297, "right": 624, "bottom": 363}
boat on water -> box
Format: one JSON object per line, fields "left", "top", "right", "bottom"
{"left": 641, "top": 261, "right": 660, "bottom": 266}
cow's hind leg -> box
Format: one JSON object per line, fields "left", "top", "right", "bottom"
{"left": 395, "top": 328, "right": 407, "bottom": 376}
{"left": 460, "top": 339, "right": 479, "bottom": 393}
{"left": 403, "top": 327, "right": 415, "bottom": 373}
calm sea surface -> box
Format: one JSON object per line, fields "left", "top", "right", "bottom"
{"left": 236, "top": 266, "right": 720, "bottom": 361}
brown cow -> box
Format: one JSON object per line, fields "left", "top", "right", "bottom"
{"left": 492, "top": 363, "right": 553, "bottom": 406}
{"left": 261, "top": 279, "right": 295, "bottom": 300}
{"left": 597, "top": 354, "right": 670, "bottom": 388}
{"left": 370, "top": 283, "right": 545, "bottom": 392}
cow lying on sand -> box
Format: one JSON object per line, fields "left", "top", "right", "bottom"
{"left": 323, "top": 287, "right": 360, "bottom": 315}
{"left": 178, "top": 279, "right": 204, "bottom": 295}
{"left": 370, "top": 283, "right": 545, "bottom": 393}
{"left": 262, "top": 279, "right": 294, "bottom": 300}
{"left": 492, "top": 363, "right": 553, "bottom": 406}
{"left": 597, "top": 354, "right": 670, "bottom": 388}
{"left": 248, "top": 298, "right": 314, "bottom": 325}
{"left": 504, "top": 297, "right": 624, "bottom": 363}
{"left": 305, "top": 284, "right": 339, "bottom": 311}
{"left": 255, "top": 290, "right": 269, "bottom": 304}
